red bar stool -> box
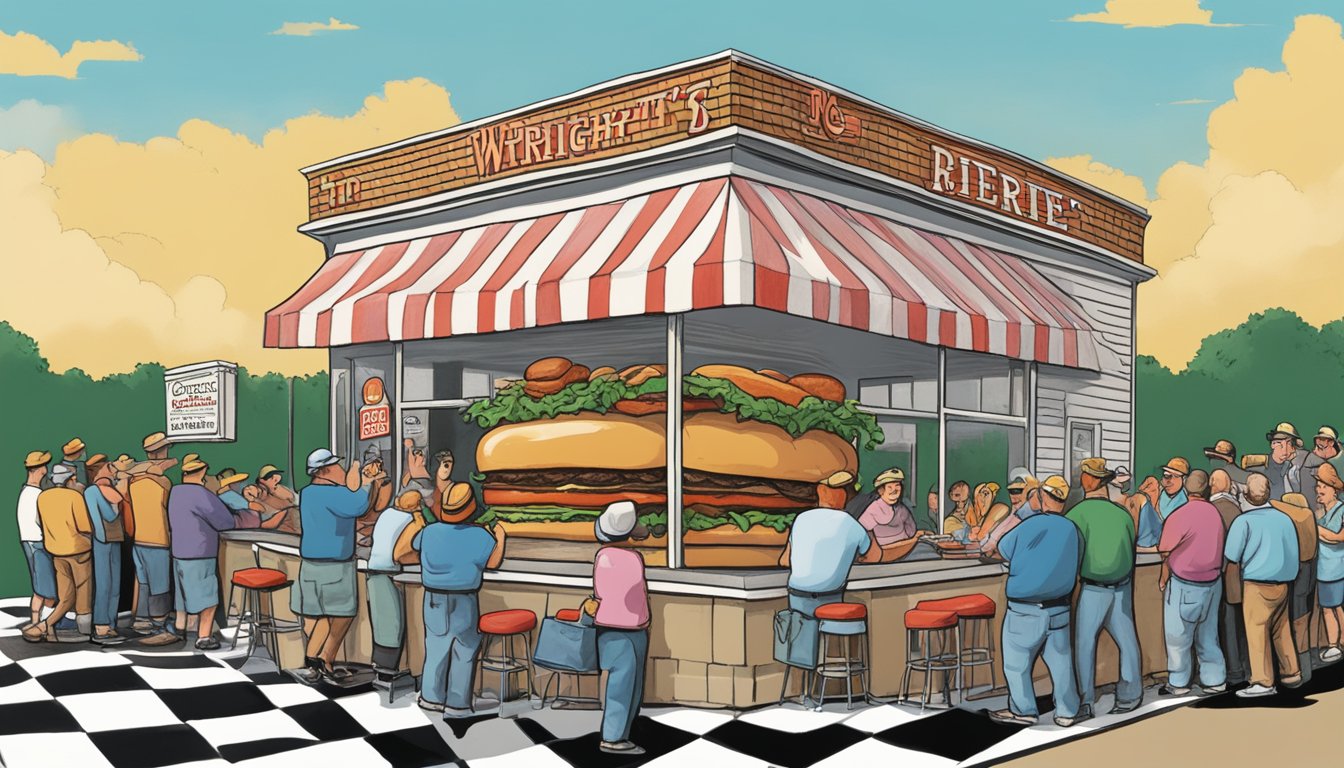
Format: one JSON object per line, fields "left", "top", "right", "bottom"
{"left": 477, "top": 609, "right": 538, "bottom": 714}
{"left": 226, "top": 565, "right": 300, "bottom": 667}
{"left": 813, "top": 602, "right": 872, "bottom": 710}
{"left": 917, "top": 593, "right": 997, "bottom": 699}
{"left": 899, "top": 608, "right": 960, "bottom": 713}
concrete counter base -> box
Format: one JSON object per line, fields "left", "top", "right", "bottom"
{"left": 219, "top": 532, "right": 1168, "bottom": 708}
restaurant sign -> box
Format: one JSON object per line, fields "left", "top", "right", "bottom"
{"left": 470, "top": 80, "right": 714, "bottom": 177}
{"left": 929, "top": 144, "right": 1084, "bottom": 232}
{"left": 358, "top": 376, "right": 391, "bottom": 440}
{"left": 164, "top": 361, "right": 237, "bottom": 443}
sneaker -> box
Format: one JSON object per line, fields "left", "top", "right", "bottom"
{"left": 131, "top": 619, "right": 158, "bottom": 633}
{"left": 287, "top": 666, "right": 324, "bottom": 686}
{"left": 418, "top": 696, "right": 446, "bottom": 713}
{"left": 442, "top": 707, "right": 476, "bottom": 720}
{"left": 1321, "top": 647, "right": 1343, "bottom": 663}
{"left": 988, "top": 709, "right": 1037, "bottom": 726}
{"left": 1108, "top": 699, "right": 1141, "bottom": 715}
{"left": 91, "top": 632, "right": 127, "bottom": 646}
{"left": 1281, "top": 675, "right": 1305, "bottom": 689}
{"left": 321, "top": 665, "right": 355, "bottom": 684}
{"left": 1236, "top": 684, "right": 1277, "bottom": 698}
{"left": 599, "top": 741, "right": 646, "bottom": 755}
{"left": 1200, "top": 684, "right": 1227, "bottom": 695}
{"left": 1054, "top": 716, "right": 1080, "bottom": 727}
{"left": 194, "top": 636, "right": 221, "bottom": 651}
{"left": 1158, "top": 684, "right": 1191, "bottom": 696}
{"left": 138, "top": 629, "right": 183, "bottom": 647}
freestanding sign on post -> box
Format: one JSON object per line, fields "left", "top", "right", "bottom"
{"left": 164, "top": 360, "right": 238, "bottom": 442}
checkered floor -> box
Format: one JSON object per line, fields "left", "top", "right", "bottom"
{"left": 0, "top": 597, "right": 1295, "bottom": 768}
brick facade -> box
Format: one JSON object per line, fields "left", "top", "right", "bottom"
{"left": 305, "top": 55, "right": 1146, "bottom": 263}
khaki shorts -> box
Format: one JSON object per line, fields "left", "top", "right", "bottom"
{"left": 290, "top": 559, "right": 358, "bottom": 618}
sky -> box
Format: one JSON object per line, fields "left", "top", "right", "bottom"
{"left": 2, "top": 0, "right": 1344, "bottom": 375}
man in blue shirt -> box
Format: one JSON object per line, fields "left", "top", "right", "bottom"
{"left": 1225, "top": 472, "right": 1301, "bottom": 697}
{"left": 778, "top": 473, "right": 881, "bottom": 617}
{"left": 290, "top": 448, "right": 377, "bottom": 686}
{"left": 83, "top": 456, "right": 127, "bottom": 646}
{"left": 990, "top": 475, "right": 1085, "bottom": 727}
{"left": 398, "top": 483, "right": 505, "bottom": 717}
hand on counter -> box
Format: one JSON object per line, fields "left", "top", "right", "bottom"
{"left": 581, "top": 597, "right": 599, "bottom": 617}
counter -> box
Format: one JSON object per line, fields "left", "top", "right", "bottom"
{"left": 219, "top": 531, "right": 1170, "bottom": 708}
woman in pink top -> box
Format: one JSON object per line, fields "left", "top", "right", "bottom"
{"left": 582, "top": 501, "right": 650, "bottom": 756}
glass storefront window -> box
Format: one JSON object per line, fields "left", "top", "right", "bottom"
{"left": 943, "top": 418, "right": 1026, "bottom": 534}
{"left": 946, "top": 350, "right": 1025, "bottom": 416}
{"left": 353, "top": 355, "right": 396, "bottom": 474}
{"left": 331, "top": 364, "right": 350, "bottom": 461}
{"left": 857, "top": 417, "right": 939, "bottom": 532}
{"left": 403, "top": 350, "right": 523, "bottom": 402}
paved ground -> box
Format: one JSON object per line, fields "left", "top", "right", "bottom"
{"left": 0, "top": 598, "right": 1337, "bottom": 767}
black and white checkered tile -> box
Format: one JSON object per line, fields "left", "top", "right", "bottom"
{"left": 0, "top": 597, "right": 1275, "bottom": 768}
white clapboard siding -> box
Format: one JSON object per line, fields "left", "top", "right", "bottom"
{"left": 1031, "top": 260, "right": 1136, "bottom": 479}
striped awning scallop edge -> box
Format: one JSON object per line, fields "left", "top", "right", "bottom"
{"left": 265, "top": 176, "right": 1100, "bottom": 370}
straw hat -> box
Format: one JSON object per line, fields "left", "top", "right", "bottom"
{"left": 181, "top": 457, "right": 208, "bottom": 474}
{"left": 214, "top": 468, "right": 248, "bottom": 487}
{"left": 1267, "top": 422, "right": 1302, "bottom": 443}
{"left": 1315, "top": 463, "right": 1344, "bottom": 492}
{"left": 1080, "top": 457, "right": 1116, "bottom": 482}
{"left": 23, "top": 451, "right": 51, "bottom": 469}
{"left": 873, "top": 468, "right": 905, "bottom": 488}
{"left": 112, "top": 454, "right": 137, "bottom": 473}
{"left": 84, "top": 453, "right": 108, "bottom": 469}
{"left": 1040, "top": 475, "right": 1069, "bottom": 502}
{"left": 438, "top": 483, "right": 478, "bottom": 523}
{"left": 1271, "top": 492, "right": 1312, "bottom": 520}
{"left": 393, "top": 489, "right": 424, "bottom": 513}
{"left": 1204, "top": 439, "right": 1237, "bottom": 463}
{"left": 62, "top": 438, "right": 85, "bottom": 458}
{"left": 142, "top": 432, "right": 170, "bottom": 452}
{"left": 1161, "top": 457, "right": 1191, "bottom": 477}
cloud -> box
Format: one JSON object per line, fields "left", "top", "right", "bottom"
{"left": 0, "top": 29, "right": 140, "bottom": 78}
{"left": 271, "top": 18, "right": 359, "bottom": 36}
{"left": 1067, "top": 0, "right": 1241, "bottom": 28}
{"left": 1097, "top": 14, "right": 1344, "bottom": 370}
{"left": 1167, "top": 98, "right": 1215, "bottom": 105}
{"left": 0, "top": 100, "right": 80, "bottom": 159}
{"left": 4, "top": 78, "right": 459, "bottom": 377}
{"left": 1046, "top": 154, "right": 1152, "bottom": 208}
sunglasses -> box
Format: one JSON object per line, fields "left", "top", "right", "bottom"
{"left": 1162, "top": 472, "right": 1182, "bottom": 479}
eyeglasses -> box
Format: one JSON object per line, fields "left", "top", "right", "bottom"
{"left": 1162, "top": 472, "right": 1181, "bottom": 479}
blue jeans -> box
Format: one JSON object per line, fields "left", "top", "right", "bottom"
{"left": 1074, "top": 581, "right": 1143, "bottom": 708}
{"left": 597, "top": 628, "right": 648, "bottom": 743}
{"left": 92, "top": 539, "right": 121, "bottom": 627}
{"left": 1164, "top": 576, "right": 1225, "bottom": 688}
{"left": 422, "top": 591, "right": 481, "bottom": 710}
{"left": 788, "top": 590, "right": 844, "bottom": 618}
{"left": 1002, "top": 602, "right": 1079, "bottom": 719}
{"left": 132, "top": 545, "right": 172, "bottom": 618}
{"left": 22, "top": 541, "right": 57, "bottom": 599}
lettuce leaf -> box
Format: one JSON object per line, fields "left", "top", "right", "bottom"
{"left": 463, "top": 372, "right": 883, "bottom": 450}
{"left": 478, "top": 505, "right": 797, "bottom": 533}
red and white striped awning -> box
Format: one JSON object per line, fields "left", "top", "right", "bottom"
{"left": 266, "top": 177, "right": 1099, "bottom": 369}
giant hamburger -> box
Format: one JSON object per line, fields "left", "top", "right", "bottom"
{"left": 464, "top": 358, "right": 882, "bottom": 554}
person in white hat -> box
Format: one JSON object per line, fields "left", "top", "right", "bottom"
{"left": 289, "top": 448, "right": 382, "bottom": 685}
{"left": 582, "top": 501, "right": 651, "bottom": 756}
{"left": 1264, "top": 422, "right": 1310, "bottom": 500}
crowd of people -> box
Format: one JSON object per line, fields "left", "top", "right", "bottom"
{"left": 13, "top": 434, "right": 653, "bottom": 757}
{"left": 781, "top": 420, "right": 1344, "bottom": 726}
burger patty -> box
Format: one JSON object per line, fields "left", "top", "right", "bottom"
{"left": 481, "top": 469, "right": 817, "bottom": 503}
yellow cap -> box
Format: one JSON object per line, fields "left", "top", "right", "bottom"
{"left": 182, "top": 458, "right": 208, "bottom": 474}
{"left": 1040, "top": 475, "right": 1069, "bottom": 501}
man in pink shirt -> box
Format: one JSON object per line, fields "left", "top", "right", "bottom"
{"left": 582, "top": 501, "right": 650, "bottom": 757}
{"left": 1157, "top": 469, "right": 1228, "bottom": 695}
{"left": 857, "top": 468, "right": 916, "bottom": 545}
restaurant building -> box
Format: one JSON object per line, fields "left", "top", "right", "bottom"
{"left": 252, "top": 51, "right": 1156, "bottom": 706}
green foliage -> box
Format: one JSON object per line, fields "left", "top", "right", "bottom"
{"left": 0, "top": 322, "right": 328, "bottom": 598}
{"left": 462, "top": 372, "right": 885, "bottom": 449}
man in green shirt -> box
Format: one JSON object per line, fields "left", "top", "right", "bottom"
{"left": 1068, "top": 457, "right": 1142, "bottom": 718}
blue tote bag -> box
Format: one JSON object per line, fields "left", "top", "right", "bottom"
{"left": 533, "top": 614, "right": 599, "bottom": 673}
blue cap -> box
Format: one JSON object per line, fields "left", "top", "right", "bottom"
{"left": 306, "top": 448, "right": 342, "bottom": 475}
